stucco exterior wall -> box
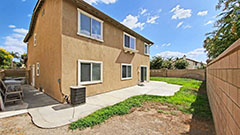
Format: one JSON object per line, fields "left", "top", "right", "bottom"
{"left": 206, "top": 39, "right": 240, "bottom": 135}
{"left": 61, "top": 0, "right": 150, "bottom": 97}
{"left": 27, "top": 0, "right": 63, "bottom": 101}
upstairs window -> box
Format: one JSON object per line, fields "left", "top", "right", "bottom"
{"left": 144, "top": 44, "right": 150, "bottom": 55}
{"left": 78, "top": 9, "right": 103, "bottom": 41}
{"left": 124, "top": 33, "right": 135, "bottom": 50}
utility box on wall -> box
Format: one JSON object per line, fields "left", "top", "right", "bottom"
{"left": 70, "top": 86, "right": 86, "bottom": 105}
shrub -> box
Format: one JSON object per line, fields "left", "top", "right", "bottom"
{"left": 0, "top": 48, "right": 13, "bottom": 69}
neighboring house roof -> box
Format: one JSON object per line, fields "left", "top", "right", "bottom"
{"left": 24, "top": 0, "right": 154, "bottom": 45}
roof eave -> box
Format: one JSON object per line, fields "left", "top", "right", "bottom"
{"left": 24, "top": 0, "right": 154, "bottom": 45}
{"left": 23, "top": 0, "right": 45, "bottom": 43}
{"left": 72, "top": 0, "right": 154, "bottom": 44}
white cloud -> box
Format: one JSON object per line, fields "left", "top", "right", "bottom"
{"left": 8, "top": 25, "right": 16, "bottom": 28}
{"left": 156, "top": 48, "right": 207, "bottom": 62}
{"left": 176, "top": 21, "right": 183, "bottom": 28}
{"left": 28, "top": 14, "right": 32, "bottom": 17}
{"left": 140, "top": 9, "right": 147, "bottom": 15}
{"left": 147, "top": 16, "right": 159, "bottom": 24}
{"left": 13, "top": 28, "right": 28, "bottom": 35}
{"left": 0, "top": 27, "right": 28, "bottom": 54}
{"left": 1, "top": 46, "right": 26, "bottom": 54}
{"left": 204, "top": 20, "right": 214, "bottom": 25}
{"left": 157, "top": 9, "right": 162, "bottom": 13}
{"left": 22, "top": 0, "right": 26, "bottom": 2}
{"left": 197, "top": 10, "right": 208, "bottom": 16}
{"left": 84, "top": 0, "right": 117, "bottom": 5}
{"left": 161, "top": 43, "right": 171, "bottom": 47}
{"left": 121, "top": 14, "right": 145, "bottom": 30}
{"left": 183, "top": 25, "right": 192, "bottom": 29}
{"left": 170, "top": 5, "right": 192, "bottom": 19}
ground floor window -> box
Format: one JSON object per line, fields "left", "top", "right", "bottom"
{"left": 78, "top": 60, "right": 102, "bottom": 85}
{"left": 121, "top": 64, "right": 132, "bottom": 80}
{"left": 36, "top": 62, "right": 40, "bottom": 76}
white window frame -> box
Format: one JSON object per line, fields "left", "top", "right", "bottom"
{"left": 78, "top": 60, "right": 103, "bottom": 85}
{"left": 34, "top": 33, "right": 37, "bottom": 46}
{"left": 36, "top": 62, "right": 40, "bottom": 76}
{"left": 123, "top": 32, "right": 136, "bottom": 50}
{"left": 121, "top": 63, "right": 133, "bottom": 80}
{"left": 144, "top": 43, "right": 150, "bottom": 55}
{"left": 77, "top": 8, "right": 104, "bottom": 42}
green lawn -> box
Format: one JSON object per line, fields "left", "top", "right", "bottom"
{"left": 69, "top": 77, "right": 212, "bottom": 130}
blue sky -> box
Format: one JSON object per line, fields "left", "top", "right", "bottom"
{"left": 0, "top": 0, "right": 220, "bottom": 62}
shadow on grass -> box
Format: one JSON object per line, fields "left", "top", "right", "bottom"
{"left": 182, "top": 82, "right": 216, "bottom": 135}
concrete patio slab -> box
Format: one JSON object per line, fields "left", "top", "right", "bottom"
{"left": 86, "top": 94, "right": 123, "bottom": 107}
{"left": 0, "top": 85, "right": 59, "bottom": 119}
{"left": 0, "top": 81, "right": 182, "bottom": 129}
{"left": 26, "top": 81, "right": 181, "bottom": 128}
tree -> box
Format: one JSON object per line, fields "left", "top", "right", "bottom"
{"left": 150, "top": 56, "right": 175, "bottom": 69}
{"left": 10, "top": 52, "right": 20, "bottom": 59}
{"left": 20, "top": 53, "right": 27, "bottom": 66}
{"left": 150, "top": 56, "right": 164, "bottom": 69}
{"left": 162, "top": 57, "right": 174, "bottom": 69}
{"left": 174, "top": 59, "right": 189, "bottom": 69}
{"left": 0, "top": 48, "right": 13, "bottom": 69}
{"left": 204, "top": 0, "right": 240, "bottom": 59}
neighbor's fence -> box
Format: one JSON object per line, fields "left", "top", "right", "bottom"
{"left": 150, "top": 69, "right": 206, "bottom": 81}
{"left": 0, "top": 69, "right": 30, "bottom": 84}
{"left": 207, "top": 39, "right": 240, "bottom": 135}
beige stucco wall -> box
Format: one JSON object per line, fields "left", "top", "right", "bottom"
{"left": 60, "top": 0, "right": 150, "bottom": 97}
{"left": 186, "top": 60, "right": 202, "bottom": 69}
{"left": 27, "top": 0, "right": 63, "bottom": 101}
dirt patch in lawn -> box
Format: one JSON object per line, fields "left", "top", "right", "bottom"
{"left": 0, "top": 102, "right": 215, "bottom": 135}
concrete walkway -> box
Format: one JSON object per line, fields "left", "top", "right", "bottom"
{"left": 28, "top": 81, "right": 181, "bottom": 128}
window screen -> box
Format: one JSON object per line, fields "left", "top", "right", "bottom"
{"left": 92, "top": 19, "right": 102, "bottom": 40}
{"left": 81, "top": 63, "right": 91, "bottom": 82}
{"left": 92, "top": 63, "right": 101, "bottom": 81}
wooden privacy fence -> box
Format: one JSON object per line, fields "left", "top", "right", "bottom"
{"left": 150, "top": 69, "right": 206, "bottom": 81}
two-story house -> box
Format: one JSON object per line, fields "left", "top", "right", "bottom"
{"left": 182, "top": 55, "right": 206, "bottom": 69}
{"left": 24, "top": 0, "right": 153, "bottom": 102}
